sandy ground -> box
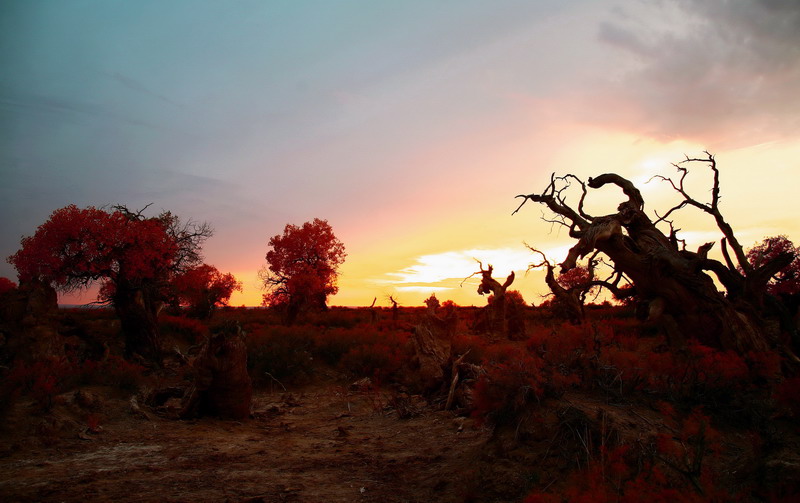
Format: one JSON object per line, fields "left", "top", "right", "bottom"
{"left": 0, "top": 383, "right": 490, "bottom": 503}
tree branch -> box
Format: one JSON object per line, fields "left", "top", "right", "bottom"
{"left": 587, "top": 174, "right": 644, "bottom": 210}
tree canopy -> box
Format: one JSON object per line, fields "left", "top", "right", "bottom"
{"left": 171, "top": 264, "right": 242, "bottom": 318}
{"left": 8, "top": 204, "right": 212, "bottom": 361}
{"left": 260, "top": 218, "right": 346, "bottom": 324}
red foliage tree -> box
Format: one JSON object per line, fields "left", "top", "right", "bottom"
{"left": 172, "top": 264, "right": 242, "bottom": 318}
{"left": 259, "top": 218, "right": 346, "bottom": 324}
{"left": 7, "top": 205, "right": 211, "bottom": 361}
{"left": 0, "top": 277, "right": 16, "bottom": 296}
{"left": 745, "top": 235, "right": 800, "bottom": 297}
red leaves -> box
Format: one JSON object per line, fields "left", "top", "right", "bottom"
{"left": 557, "top": 265, "right": 592, "bottom": 291}
{"left": 172, "top": 263, "right": 242, "bottom": 317}
{"left": 261, "top": 218, "right": 346, "bottom": 314}
{"left": 472, "top": 346, "right": 570, "bottom": 425}
{"left": 8, "top": 205, "right": 178, "bottom": 291}
{"left": 746, "top": 235, "right": 800, "bottom": 296}
{"left": 0, "top": 277, "right": 16, "bottom": 295}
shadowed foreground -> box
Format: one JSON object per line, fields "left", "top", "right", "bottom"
{"left": 0, "top": 383, "right": 488, "bottom": 503}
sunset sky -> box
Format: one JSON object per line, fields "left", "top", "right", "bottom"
{"left": 2, "top": 0, "right": 800, "bottom": 307}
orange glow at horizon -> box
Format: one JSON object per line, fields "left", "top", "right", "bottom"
{"left": 54, "top": 133, "right": 800, "bottom": 309}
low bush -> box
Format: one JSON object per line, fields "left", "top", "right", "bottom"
{"left": 3, "top": 354, "right": 147, "bottom": 412}
{"left": 339, "top": 342, "right": 406, "bottom": 382}
{"left": 159, "top": 314, "right": 209, "bottom": 344}
{"left": 246, "top": 325, "right": 316, "bottom": 384}
{"left": 524, "top": 408, "right": 733, "bottom": 502}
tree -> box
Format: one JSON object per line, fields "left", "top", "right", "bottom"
{"left": 7, "top": 204, "right": 211, "bottom": 361}
{"left": 171, "top": 264, "right": 242, "bottom": 319}
{"left": 527, "top": 248, "right": 586, "bottom": 324}
{"left": 259, "top": 218, "right": 346, "bottom": 324}
{"left": 527, "top": 247, "right": 612, "bottom": 323}
{"left": 0, "top": 277, "right": 16, "bottom": 296}
{"left": 513, "top": 153, "right": 796, "bottom": 356}
{"left": 465, "top": 262, "right": 518, "bottom": 337}
{"left": 745, "top": 235, "right": 800, "bottom": 297}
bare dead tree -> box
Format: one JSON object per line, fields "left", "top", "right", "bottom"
{"left": 513, "top": 153, "right": 795, "bottom": 355}
{"left": 526, "top": 247, "right": 585, "bottom": 324}
{"left": 464, "top": 261, "right": 516, "bottom": 337}
{"left": 388, "top": 295, "right": 399, "bottom": 323}
{"left": 369, "top": 297, "right": 378, "bottom": 324}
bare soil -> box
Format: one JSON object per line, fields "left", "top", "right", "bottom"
{"left": 0, "top": 382, "right": 490, "bottom": 503}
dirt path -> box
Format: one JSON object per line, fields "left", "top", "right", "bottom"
{"left": 0, "top": 384, "right": 489, "bottom": 502}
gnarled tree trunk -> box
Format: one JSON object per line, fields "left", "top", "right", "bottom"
{"left": 113, "top": 282, "right": 163, "bottom": 364}
{"left": 536, "top": 254, "right": 585, "bottom": 324}
{"left": 514, "top": 156, "right": 795, "bottom": 355}
{"left": 180, "top": 321, "right": 252, "bottom": 420}
{"left": 473, "top": 263, "right": 515, "bottom": 337}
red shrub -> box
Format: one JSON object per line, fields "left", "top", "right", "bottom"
{"left": 473, "top": 347, "right": 547, "bottom": 425}
{"left": 451, "top": 333, "right": 491, "bottom": 365}
{"left": 525, "top": 430, "right": 731, "bottom": 503}
{"left": 79, "top": 355, "right": 146, "bottom": 390}
{"left": 246, "top": 325, "right": 316, "bottom": 382}
{"left": 159, "top": 314, "right": 209, "bottom": 343}
{"left": 339, "top": 343, "right": 405, "bottom": 381}
{"left": 313, "top": 327, "right": 376, "bottom": 365}
{"left": 527, "top": 324, "right": 593, "bottom": 368}
{"left": 6, "top": 357, "right": 77, "bottom": 411}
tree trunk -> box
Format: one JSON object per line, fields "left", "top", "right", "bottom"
{"left": 541, "top": 262, "right": 584, "bottom": 324}
{"left": 114, "top": 286, "right": 162, "bottom": 363}
{"left": 515, "top": 167, "right": 793, "bottom": 356}
{"left": 475, "top": 264, "right": 515, "bottom": 337}
{"left": 180, "top": 321, "right": 252, "bottom": 420}
{"left": 591, "top": 210, "right": 769, "bottom": 352}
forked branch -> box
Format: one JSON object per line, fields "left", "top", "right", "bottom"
{"left": 649, "top": 152, "right": 750, "bottom": 274}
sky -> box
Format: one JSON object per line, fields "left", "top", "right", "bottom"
{"left": 2, "top": 0, "right": 800, "bottom": 307}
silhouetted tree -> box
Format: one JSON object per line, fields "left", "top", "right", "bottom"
{"left": 8, "top": 204, "right": 211, "bottom": 362}
{"left": 527, "top": 246, "right": 617, "bottom": 324}
{"left": 424, "top": 293, "right": 441, "bottom": 313}
{"left": 467, "top": 261, "right": 517, "bottom": 337}
{"left": 527, "top": 247, "right": 586, "bottom": 324}
{"left": 171, "top": 264, "right": 242, "bottom": 319}
{"left": 259, "top": 218, "right": 346, "bottom": 325}
{"left": 388, "top": 295, "right": 400, "bottom": 322}
{"left": 369, "top": 297, "right": 378, "bottom": 324}
{"left": 513, "top": 153, "right": 796, "bottom": 356}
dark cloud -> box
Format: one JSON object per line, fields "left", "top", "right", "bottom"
{"left": 595, "top": 0, "right": 800, "bottom": 145}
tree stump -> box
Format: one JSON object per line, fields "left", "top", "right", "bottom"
{"left": 180, "top": 321, "right": 252, "bottom": 420}
{"left": 411, "top": 301, "right": 455, "bottom": 392}
{"left": 0, "top": 279, "right": 61, "bottom": 362}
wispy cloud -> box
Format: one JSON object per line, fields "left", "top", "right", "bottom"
{"left": 0, "top": 90, "right": 157, "bottom": 130}
{"left": 374, "top": 246, "right": 572, "bottom": 288}
{"left": 395, "top": 285, "right": 452, "bottom": 293}
{"left": 107, "top": 72, "right": 183, "bottom": 109}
